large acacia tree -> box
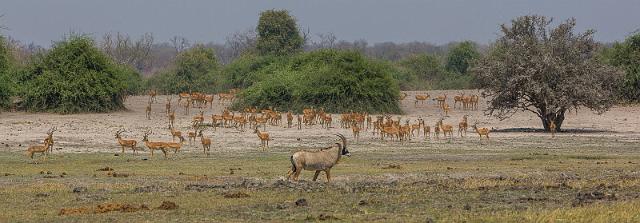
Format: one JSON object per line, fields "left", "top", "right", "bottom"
{"left": 474, "top": 15, "right": 622, "bottom": 131}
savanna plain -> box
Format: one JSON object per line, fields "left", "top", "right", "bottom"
{"left": 1, "top": 90, "right": 639, "bottom": 222}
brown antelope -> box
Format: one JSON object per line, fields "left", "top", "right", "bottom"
{"left": 170, "top": 128, "right": 182, "bottom": 142}
{"left": 165, "top": 97, "right": 172, "bottom": 115}
{"left": 414, "top": 94, "right": 430, "bottom": 107}
{"left": 205, "top": 94, "right": 214, "bottom": 109}
{"left": 183, "top": 98, "right": 191, "bottom": 115}
{"left": 145, "top": 100, "right": 152, "bottom": 120}
{"left": 462, "top": 96, "right": 472, "bottom": 110}
{"left": 323, "top": 114, "right": 332, "bottom": 129}
{"left": 549, "top": 118, "right": 557, "bottom": 138}
{"left": 472, "top": 122, "right": 490, "bottom": 140}
{"left": 192, "top": 111, "right": 204, "bottom": 125}
{"left": 433, "top": 94, "right": 447, "bottom": 109}
{"left": 423, "top": 123, "right": 431, "bottom": 140}
{"left": 437, "top": 118, "right": 454, "bottom": 140}
{"left": 168, "top": 109, "right": 176, "bottom": 129}
{"left": 470, "top": 95, "right": 479, "bottom": 110}
{"left": 199, "top": 130, "right": 211, "bottom": 156}
{"left": 149, "top": 90, "right": 157, "bottom": 103}
{"left": 142, "top": 130, "right": 168, "bottom": 158}
{"left": 453, "top": 93, "right": 465, "bottom": 109}
{"left": 187, "top": 123, "right": 199, "bottom": 145}
{"left": 381, "top": 125, "right": 400, "bottom": 141}
{"left": 297, "top": 114, "right": 302, "bottom": 130}
{"left": 165, "top": 135, "right": 186, "bottom": 154}
{"left": 178, "top": 92, "right": 190, "bottom": 104}
{"left": 411, "top": 118, "right": 422, "bottom": 137}
{"left": 399, "top": 92, "right": 408, "bottom": 100}
{"left": 351, "top": 121, "right": 361, "bottom": 141}
{"left": 433, "top": 121, "right": 441, "bottom": 139}
{"left": 115, "top": 129, "right": 138, "bottom": 155}
{"left": 286, "top": 111, "right": 293, "bottom": 128}
{"left": 442, "top": 103, "right": 451, "bottom": 116}
{"left": 26, "top": 128, "right": 56, "bottom": 161}
{"left": 45, "top": 127, "right": 57, "bottom": 154}
{"left": 458, "top": 115, "right": 469, "bottom": 137}
{"left": 254, "top": 127, "right": 270, "bottom": 151}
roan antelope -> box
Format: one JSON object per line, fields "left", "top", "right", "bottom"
{"left": 287, "top": 134, "right": 350, "bottom": 183}
{"left": 115, "top": 129, "right": 138, "bottom": 155}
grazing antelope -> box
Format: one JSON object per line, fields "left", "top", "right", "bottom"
{"left": 254, "top": 127, "right": 270, "bottom": 151}
{"left": 472, "top": 123, "right": 490, "bottom": 140}
{"left": 115, "top": 129, "right": 138, "bottom": 155}
{"left": 26, "top": 128, "right": 56, "bottom": 161}
{"left": 170, "top": 128, "right": 182, "bottom": 142}
{"left": 145, "top": 100, "right": 152, "bottom": 120}
{"left": 458, "top": 115, "right": 468, "bottom": 137}
{"left": 287, "top": 134, "right": 350, "bottom": 182}
{"left": 199, "top": 130, "right": 211, "bottom": 156}
{"left": 142, "top": 130, "right": 168, "bottom": 158}
{"left": 414, "top": 94, "right": 430, "bottom": 107}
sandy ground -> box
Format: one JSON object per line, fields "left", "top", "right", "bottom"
{"left": 1, "top": 90, "right": 639, "bottom": 153}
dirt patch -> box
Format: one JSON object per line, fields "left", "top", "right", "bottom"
{"left": 157, "top": 201, "right": 178, "bottom": 210}
{"left": 573, "top": 191, "right": 617, "bottom": 206}
{"left": 134, "top": 185, "right": 172, "bottom": 193}
{"left": 107, "top": 172, "right": 129, "bottom": 177}
{"left": 381, "top": 164, "right": 402, "bottom": 169}
{"left": 223, "top": 191, "right": 250, "bottom": 198}
{"left": 59, "top": 202, "right": 150, "bottom": 216}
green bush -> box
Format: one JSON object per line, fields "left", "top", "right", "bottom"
{"left": 394, "top": 53, "right": 473, "bottom": 90}
{"left": 601, "top": 33, "right": 640, "bottom": 101}
{"left": 236, "top": 49, "right": 401, "bottom": 113}
{"left": 145, "top": 45, "right": 222, "bottom": 94}
{"left": 19, "top": 36, "right": 127, "bottom": 113}
{"left": 0, "top": 36, "right": 12, "bottom": 108}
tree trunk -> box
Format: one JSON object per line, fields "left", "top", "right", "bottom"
{"left": 540, "top": 110, "right": 565, "bottom": 132}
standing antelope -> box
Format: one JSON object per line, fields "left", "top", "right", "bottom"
{"left": 297, "top": 114, "right": 302, "bottom": 130}
{"left": 149, "top": 90, "right": 158, "bottom": 103}
{"left": 286, "top": 111, "right": 293, "bottom": 128}
{"left": 165, "top": 136, "right": 186, "bottom": 154}
{"left": 254, "top": 127, "right": 270, "bottom": 151}
{"left": 287, "top": 134, "right": 350, "bottom": 182}
{"left": 142, "top": 130, "right": 168, "bottom": 158}
{"left": 351, "top": 121, "right": 361, "bottom": 141}
{"left": 453, "top": 93, "right": 465, "bottom": 109}
{"left": 45, "top": 127, "right": 57, "bottom": 154}
{"left": 165, "top": 96, "right": 172, "bottom": 115}
{"left": 458, "top": 115, "right": 468, "bottom": 137}
{"left": 26, "top": 128, "right": 56, "bottom": 161}
{"left": 170, "top": 128, "right": 182, "bottom": 142}
{"left": 145, "top": 100, "right": 152, "bottom": 120}
{"left": 433, "top": 94, "right": 447, "bottom": 109}
{"left": 414, "top": 94, "right": 430, "bottom": 107}
{"left": 472, "top": 123, "right": 490, "bottom": 140}
{"left": 168, "top": 110, "right": 176, "bottom": 129}
{"left": 199, "top": 130, "right": 211, "bottom": 156}
{"left": 115, "top": 129, "right": 138, "bottom": 155}
{"left": 437, "top": 118, "right": 454, "bottom": 140}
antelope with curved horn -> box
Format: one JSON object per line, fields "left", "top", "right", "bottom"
{"left": 287, "top": 134, "right": 351, "bottom": 183}
{"left": 115, "top": 129, "right": 138, "bottom": 155}
{"left": 199, "top": 130, "right": 211, "bottom": 156}
{"left": 472, "top": 122, "right": 490, "bottom": 140}
{"left": 142, "top": 130, "right": 169, "bottom": 158}
{"left": 26, "top": 127, "right": 56, "bottom": 161}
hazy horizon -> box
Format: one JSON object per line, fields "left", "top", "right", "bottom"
{"left": 1, "top": 0, "right": 639, "bottom": 47}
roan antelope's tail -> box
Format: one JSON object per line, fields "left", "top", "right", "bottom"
{"left": 289, "top": 155, "right": 296, "bottom": 173}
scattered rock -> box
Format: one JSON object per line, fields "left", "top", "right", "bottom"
{"left": 40, "top": 171, "right": 45, "bottom": 174}
{"left": 157, "top": 201, "right": 178, "bottom": 210}
{"left": 96, "top": 167, "right": 114, "bottom": 171}
{"left": 464, "top": 204, "right": 472, "bottom": 210}
{"left": 295, "top": 198, "right": 308, "bottom": 207}
{"left": 73, "top": 187, "right": 88, "bottom": 193}
{"left": 3, "top": 173, "right": 14, "bottom": 176}
{"left": 223, "top": 191, "right": 250, "bottom": 198}
{"left": 358, "top": 200, "right": 368, "bottom": 206}
{"left": 134, "top": 185, "right": 170, "bottom": 193}
{"left": 446, "top": 167, "right": 453, "bottom": 170}
{"left": 35, "top": 193, "right": 49, "bottom": 198}
{"left": 46, "top": 171, "right": 52, "bottom": 174}
{"left": 275, "top": 203, "right": 288, "bottom": 209}
{"left": 113, "top": 153, "right": 119, "bottom": 157}
{"left": 573, "top": 191, "right": 617, "bottom": 206}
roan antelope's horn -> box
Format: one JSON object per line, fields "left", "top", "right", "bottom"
{"left": 335, "top": 134, "right": 347, "bottom": 149}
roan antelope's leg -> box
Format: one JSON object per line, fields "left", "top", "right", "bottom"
{"left": 325, "top": 169, "right": 331, "bottom": 183}
{"left": 313, "top": 170, "right": 321, "bottom": 181}
{"left": 293, "top": 168, "right": 302, "bottom": 181}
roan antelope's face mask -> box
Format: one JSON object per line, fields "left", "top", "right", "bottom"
{"left": 342, "top": 145, "right": 351, "bottom": 157}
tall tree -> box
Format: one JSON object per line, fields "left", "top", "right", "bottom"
{"left": 172, "top": 44, "right": 219, "bottom": 92}
{"left": 474, "top": 15, "right": 622, "bottom": 131}
{"left": 255, "top": 9, "right": 303, "bottom": 56}
{"left": 445, "top": 41, "right": 479, "bottom": 75}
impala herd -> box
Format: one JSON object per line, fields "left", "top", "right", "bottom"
{"left": 25, "top": 91, "right": 506, "bottom": 167}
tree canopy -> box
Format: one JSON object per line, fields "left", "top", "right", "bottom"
{"left": 146, "top": 44, "right": 221, "bottom": 93}
{"left": 0, "top": 36, "right": 13, "bottom": 108}
{"left": 473, "top": 15, "right": 622, "bottom": 131}
{"left": 445, "top": 41, "right": 480, "bottom": 75}
{"left": 255, "top": 9, "right": 304, "bottom": 56}
{"left": 19, "top": 36, "right": 129, "bottom": 113}
{"left": 601, "top": 33, "right": 640, "bottom": 102}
